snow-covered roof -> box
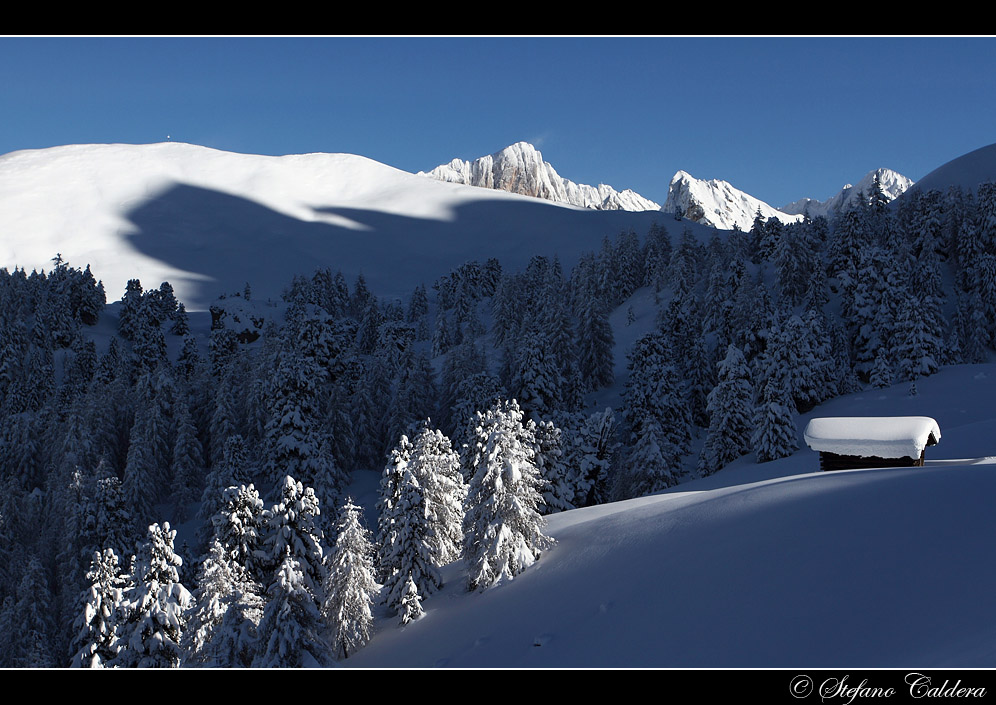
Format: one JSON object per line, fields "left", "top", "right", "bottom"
{"left": 803, "top": 417, "right": 941, "bottom": 460}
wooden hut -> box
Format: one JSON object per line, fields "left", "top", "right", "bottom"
{"left": 803, "top": 416, "right": 941, "bottom": 472}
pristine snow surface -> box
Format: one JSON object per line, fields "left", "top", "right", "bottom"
{"left": 803, "top": 416, "right": 941, "bottom": 460}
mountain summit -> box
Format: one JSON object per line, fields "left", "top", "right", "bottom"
{"left": 780, "top": 168, "right": 914, "bottom": 220}
{"left": 419, "top": 142, "right": 661, "bottom": 212}
{"left": 663, "top": 170, "right": 803, "bottom": 231}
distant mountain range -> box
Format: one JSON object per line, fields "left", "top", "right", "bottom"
{"left": 422, "top": 142, "right": 915, "bottom": 231}
{"left": 779, "top": 168, "right": 915, "bottom": 220}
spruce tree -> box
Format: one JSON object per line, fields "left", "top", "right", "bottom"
{"left": 462, "top": 400, "right": 553, "bottom": 592}
{"left": 322, "top": 498, "right": 379, "bottom": 660}
{"left": 112, "top": 522, "right": 192, "bottom": 668}
{"left": 71, "top": 548, "right": 126, "bottom": 668}
{"left": 698, "top": 344, "right": 754, "bottom": 477}
{"left": 751, "top": 379, "right": 799, "bottom": 463}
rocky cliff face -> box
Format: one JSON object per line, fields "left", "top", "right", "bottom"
{"left": 419, "top": 142, "right": 661, "bottom": 212}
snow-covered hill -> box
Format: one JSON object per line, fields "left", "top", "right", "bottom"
{"left": 663, "top": 170, "right": 804, "bottom": 231}
{"left": 0, "top": 142, "right": 676, "bottom": 310}
{"left": 902, "top": 142, "right": 996, "bottom": 196}
{"left": 419, "top": 142, "right": 661, "bottom": 212}
{"left": 345, "top": 362, "right": 996, "bottom": 668}
{"left": 780, "top": 167, "right": 914, "bottom": 219}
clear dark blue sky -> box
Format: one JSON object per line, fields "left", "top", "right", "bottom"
{"left": 2, "top": 36, "right": 994, "bottom": 207}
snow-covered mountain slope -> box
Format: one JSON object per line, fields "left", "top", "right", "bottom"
{"left": 345, "top": 361, "right": 996, "bottom": 668}
{"left": 663, "top": 170, "right": 803, "bottom": 231}
{"left": 902, "top": 142, "right": 996, "bottom": 196}
{"left": 419, "top": 142, "right": 661, "bottom": 212}
{"left": 0, "top": 142, "right": 677, "bottom": 310}
{"left": 780, "top": 167, "right": 914, "bottom": 219}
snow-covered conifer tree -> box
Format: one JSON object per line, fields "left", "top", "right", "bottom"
{"left": 698, "top": 344, "right": 754, "bottom": 477}
{"left": 462, "top": 400, "right": 554, "bottom": 592}
{"left": 751, "top": 379, "right": 799, "bottom": 463}
{"left": 71, "top": 548, "right": 126, "bottom": 668}
{"left": 380, "top": 462, "right": 441, "bottom": 616}
{"left": 397, "top": 573, "right": 424, "bottom": 625}
{"left": 253, "top": 554, "right": 329, "bottom": 667}
{"left": 112, "top": 522, "right": 192, "bottom": 668}
{"left": 408, "top": 425, "right": 466, "bottom": 566}
{"left": 258, "top": 476, "right": 326, "bottom": 603}
{"left": 183, "top": 537, "right": 264, "bottom": 668}
{"left": 322, "top": 498, "right": 379, "bottom": 660}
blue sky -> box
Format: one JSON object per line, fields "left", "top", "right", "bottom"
{"left": 2, "top": 36, "right": 994, "bottom": 207}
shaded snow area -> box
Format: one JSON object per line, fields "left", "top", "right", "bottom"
{"left": 909, "top": 142, "right": 996, "bottom": 197}
{"left": 346, "top": 363, "right": 996, "bottom": 668}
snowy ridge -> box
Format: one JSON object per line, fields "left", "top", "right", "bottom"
{"left": 780, "top": 167, "right": 914, "bottom": 219}
{"left": 903, "top": 142, "right": 996, "bottom": 196}
{"left": 663, "top": 170, "right": 803, "bottom": 231}
{"left": 0, "top": 141, "right": 669, "bottom": 310}
{"left": 419, "top": 142, "right": 661, "bottom": 212}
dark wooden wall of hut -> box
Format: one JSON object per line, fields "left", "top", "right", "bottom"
{"left": 819, "top": 450, "right": 925, "bottom": 472}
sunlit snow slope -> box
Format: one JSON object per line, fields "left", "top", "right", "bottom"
{"left": 0, "top": 142, "right": 677, "bottom": 310}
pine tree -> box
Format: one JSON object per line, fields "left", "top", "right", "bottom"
{"left": 183, "top": 537, "right": 264, "bottom": 668}
{"left": 531, "top": 419, "right": 573, "bottom": 514}
{"left": 253, "top": 476, "right": 329, "bottom": 666}
{"left": 870, "top": 347, "right": 894, "bottom": 389}
{"left": 463, "top": 400, "right": 554, "bottom": 592}
{"left": 408, "top": 425, "right": 466, "bottom": 566}
{"left": 575, "top": 270, "right": 614, "bottom": 392}
{"left": 112, "top": 522, "right": 192, "bottom": 668}
{"left": 397, "top": 573, "right": 424, "bottom": 625}
{"left": 10, "top": 556, "right": 55, "bottom": 667}
{"left": 71, "top": 548, "right": 127, "bottom": 668}
{"left": 258, "top": 476, "right": 326, "bottom": 604}
{"left": 643, "top": 221, "right": 672, "bottom": 292}
{"left": 624, "top": 331, "right": 691, "bottom": 474}
{"left": 263, "top": 347, "right": 344, "bottom": 502}
{"left": 380, "top": 461, "right": 441, "bottom": 616}
{"left": 626, "top": 416, "right": 679, "bottom": 495}
{"left": 698, "top": 345, "right": 754, "bottom": 477}
{"left": 376, "top": 434, "right": 412, "bottom": 583}
{"left": 253, "top": 554, "right": 329, "bottom": 667}
{"left": 580, "top": 408, "right": 618, "bottom": 507}
{"left": 751, "top": 379, "right": 799, "bottom": 463}
{"left": 509, "top": 324, "right": 563, "bottom": 420}
{"left": 322, "top": 498, "right": 379, "bottom": 660}
{"left": 170, "top": 400, "right": 204, "bottom": 521}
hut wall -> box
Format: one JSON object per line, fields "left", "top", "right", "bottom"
{"left": 819, "top": 450, "right": 925, "bottom": 472}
